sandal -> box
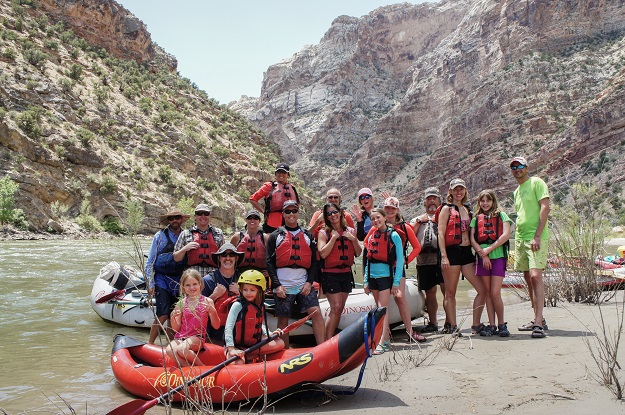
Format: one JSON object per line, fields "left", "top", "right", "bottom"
{"left": 531, "top": 325, "right": 546, "bottom": 338}
{"left": 519, "top": 319, "right": 548, "bottom": 331}
{"left": 373, "top": 340, "right": 390, "bottom": 355}
{"left": 410, "top": 331, "right": 427, "bottom": 343}
{"left": 451, "top": 326, "right": 463, "bottom": 337}
{"left": 471, "top": 323, "right": 486, "bottom": 335}
{"left": 421, "top": 322, "right": 439, "bottom": 333}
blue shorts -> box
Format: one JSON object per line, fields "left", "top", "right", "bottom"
{"left": 274, "top": 288, "right": 320, "bottom": 317}
{"left": 367, "top": 276, "right": 392, "bottom": 291}
{"left": 154, "top": 285, "right": 178, "bottom": 317}
{"left": 475, "top": 257, "right": 507, "bottom": 277}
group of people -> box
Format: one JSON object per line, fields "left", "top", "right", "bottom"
{"left": 144, "top": 156, "right": 551, "bottom": 364}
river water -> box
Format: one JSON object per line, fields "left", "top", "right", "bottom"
{"left": 0, "top": 238, "right": 517, "bottom": 414}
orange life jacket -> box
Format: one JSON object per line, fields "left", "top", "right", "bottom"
{"left": 236, "top": 231, "right": 266, "bottom": 270}
{"left": 320, "top": 228, "right": 356, "bottom": 271}
{"left": 434, "top": 203, "right": 472, "bottom": 247}
{"left": 474, "top": 213, "right": 503, "bottom": 244}
{"left": 233, "top": 299, "right": 265, "bottom": 347}
{"left": 186, "top": 229, "right": 219, "bottom": 267}
{"left": 275, "top": 228, "right": 313, "bottom": 269}
{"left": 215, "top": 294, "right": 238, "bottom": 328}
{"left": 266, "top": 181, "right": 299, "bottom": 214}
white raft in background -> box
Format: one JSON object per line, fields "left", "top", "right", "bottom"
{"left": 90, "top": 262, "right": 155, "bottom": 328}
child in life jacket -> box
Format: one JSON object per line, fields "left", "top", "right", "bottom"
{"left": 169, "top": 269, "right": 221, "bottom": 366}
{"left": 469, "top": 190, "right": 513, "bottom": 337}
{"left": 224, "top": 270, "right": 285, "bottom": 364}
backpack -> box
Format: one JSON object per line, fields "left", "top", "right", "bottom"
{"left": 420, "top": 219, "right": 439, "bottom": 253}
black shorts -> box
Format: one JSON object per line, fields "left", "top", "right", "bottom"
{"left": 417, "top": 264, "right": 444, "bottom": 291}
{"left": 446, "top": 245, "right": 475, "bottom": 266}
{"left": 320, "top": 271, "right": 354, "bottom": 294}
{"left": 155, "top": 285, "right": 178, "bottom": 317}
{"left": 367, "top": 276, "right": 392, "bottom": 291}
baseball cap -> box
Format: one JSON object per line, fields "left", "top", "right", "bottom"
{"left": 245, "top": 209, "right": 261, "bottom": 219}
{"left": 510, "top": 156, "right": 528, "bottom": 167}
{"left": 357, "top": 188, "right": 372, "bottom": 198}
{"left": 384, "top": 197, "right": 399, "bottom": 209}
{"left": 275, "top": 163, "right": 290, "bottom": 173}
{"left": 424, "top": 187, "right": 441, "bottom": 199}
{"left": 194, "top": 204, "right": 211, "bottom": 213}
{"left": 282, "top": 200, "right": 299, "bottom": 211}
{"left": 449, "top": 178, "right": 466, "bottom": 189}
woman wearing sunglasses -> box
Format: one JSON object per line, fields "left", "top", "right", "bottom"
{"left": 317, "top": 203, "right": 362, "bottom": 339}
{"left": 351, "top": 187, "right": 375, "bottom": 241}
{"left": 308, "top": 188, "right": 355, "bottom": 239}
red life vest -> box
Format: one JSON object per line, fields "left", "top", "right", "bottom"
{"left": 236, "top": 232, "right": 266, "bottom": 270}
{"left": 435, "top": 203, "right": 471, "bottom": 247}
{"left": 186, "top": 229, "right": 219, "bottom": 267}
{"left": 233, "top": 300, "right": 264, "bottom": 347}
{"left": 320, "top": 229, "right": 356, "bottom": 271}
{"left": 365, "top": 228, "right": 397, "bottom": 265}
{"left": 275, "top": 228, "right": 313, "bottom": 269}
{"left": 266, "top": 181, "right": 299, "bottom": 214}
{"left": 475, "top": 213, "right": 503, "bottom": 244}
{"left": 215, "top": 294, "right": 238, "bottom": 328}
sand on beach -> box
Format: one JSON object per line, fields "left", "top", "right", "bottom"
{"left": 266, "top": 296, "right": 625, "bottom": 415}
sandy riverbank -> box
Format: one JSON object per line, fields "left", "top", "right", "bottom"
{"left": 267, "top": 298, "right": 625, "bottom": 415}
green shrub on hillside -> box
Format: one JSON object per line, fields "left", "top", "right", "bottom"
{"left": 22, "top": 46, "right": 47, "bottom": 68}
{"left": 0, "top": 175, "right": 19, "bottom": 224}
{"left": 76, "top": 200, "right": 102, "bottom": 232}
{"left": 16, "top": 106, "right": 43, "bottom": 138}
{"left": 102, "top": 216, "right": 125, "bottom": 234}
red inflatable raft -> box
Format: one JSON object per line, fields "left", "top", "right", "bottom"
{"left": 111, "top": 307, "right": 385, "bottom": 404}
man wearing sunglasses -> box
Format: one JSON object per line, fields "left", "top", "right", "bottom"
{"left": 249, "top": 163, "right": 300, "bottom": 234}
{"left": 510, "top": 156, "right": 550, "bottom": 338}
{"left": 145, "top": 208, "right": 191, "bottom": 343}
{"left": 173, "top": 203, "right": 225, "bottom": 278}
{"left": 266, "top": 200, "right": 324, "bottom": 347}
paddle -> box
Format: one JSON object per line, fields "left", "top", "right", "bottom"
{"left": 105, "top": 311, "right": 316, "bottom": 415}
{"left": 95, "top": 289, "right": 128, "bottom": 304}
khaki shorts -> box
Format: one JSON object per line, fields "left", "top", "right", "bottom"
{"left": 514, "top": 239, "right": 548, "bottom": 271}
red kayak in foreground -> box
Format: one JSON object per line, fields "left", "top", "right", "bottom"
{"left": 111, "top": 307, "right": 385, "bottom": 404}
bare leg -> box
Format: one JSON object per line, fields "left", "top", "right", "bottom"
{"left": 463, "top": 264, "right": 488, "bottom": 328}
{"left": 277, "top": 316, "right": 290, "bottom": 348}
{"left": 325, "top": 292, "right": 348, "bottom": 339}
{"left": 523, "top": 270, "right": 535, "bottom": 311}
{"left": 372, "top": 289, "right": 391, "bottom": 344}
{"left": 530, "top": 268, "right": 544, "bottom": 326}
{"left": 148, "top": 315, "right": 169, "bottom": 344}
{"left": 307, "top": 306, "right": 326, "bottom": 345}
{"left": 491, "top": 275, "right": 505, "bottom": 325}
{"left": 424, "top": 286, "right": 438, "bottom": 325}
{"left": 441, "top": 265, "right": 461, "bottom": 327}
{"left": 395, "top": 278, "right": 423, "bottom": 340}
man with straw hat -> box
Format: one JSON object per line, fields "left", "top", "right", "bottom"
{"left": 145, "top": 207, "right": 190, "bottom": 344}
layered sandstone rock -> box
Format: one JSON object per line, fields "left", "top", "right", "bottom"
{"left": 235, "top": 0, "right": 625, "bottom": 216}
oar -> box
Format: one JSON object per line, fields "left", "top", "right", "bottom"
{"left": 95, "top": 289, "right": 128, "bottom": 304}
{"left": 105, "top": 311, "right": 316, "bottom": 415}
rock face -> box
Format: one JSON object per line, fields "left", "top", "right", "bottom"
{"left": 234, "top": 0, "right": 625, "bottom": 216}
{"left": 38, "top": 0, "right": 177, "bottom": 71}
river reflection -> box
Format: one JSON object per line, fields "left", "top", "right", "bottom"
{"left": 0, "top": 238, "right": 520, "bottom": 413}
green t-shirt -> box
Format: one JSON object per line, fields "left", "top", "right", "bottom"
{"left": 469, "top": 211, "right": 512, "bottom": 259}
{"left": 513, "top": 177, "right": 550, "bottom": 241}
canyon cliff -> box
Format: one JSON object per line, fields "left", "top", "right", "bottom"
{"left": 233, "top": 0, "right": 625, "bottom": 216}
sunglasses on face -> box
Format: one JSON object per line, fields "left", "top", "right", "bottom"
{"left": 325, "top": 209, "right": 340, "bottom": 217}
{"left": 168, "top": 215, "right": 182, "bottom": 221}
{"left": 283, "top": 209, "right": 298, "bottom": 215}
{"left": 359, "top": 194, "right": 372, "bottom": 201}
{"left": 327, "top": 195, "right": 340, "bottom": 200}
{"left": 195, "top": 211, "right": 210, "bottom": 216}
{"left": 221, "top": 252, "right": 238, "bottom": 258}
{"left": 510, "top": 164, "right": 526, "bottom": 170}
{"left": 247, "top": 216, "right": 261, "bottom": 221}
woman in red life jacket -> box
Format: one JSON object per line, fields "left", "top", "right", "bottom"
{"left": 168, "top": 269, "right": 220, "bottom": 366}
{"left": 224, "top": 270, "right": 284, "bottom": 364}
{"left": 437, "top": 178, "right": 488, "bottom": 337}
{"left": 363, "top": 208, "right": 405, "bottom": 354}
{"left": 317, "top": 203, "right": 362, "bottom": 340}
{"left": 470, "top": 190, "right": 512, "bottom": 337}
{"left": 231, "top": 209, "right": 270, "bottom": 290}
{"left": 350, "top": 187, "right": 375, "bottom": 241}
{"left": 383, "top": 197, "right": 426, "bottom": 343}
{"left": 308, "top": 188, "right": 355, "bottom": 239}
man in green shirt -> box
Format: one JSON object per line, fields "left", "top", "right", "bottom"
{"left": 511, "top": 156, "right": 550, "bottom": 338}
